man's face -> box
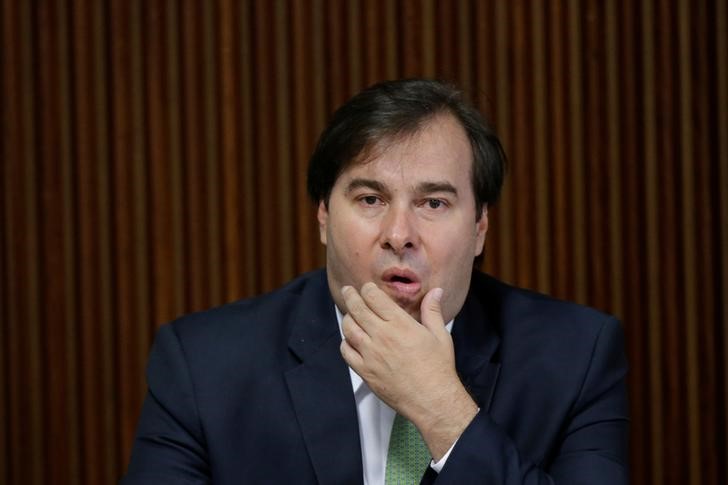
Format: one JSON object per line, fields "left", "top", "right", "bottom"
{"left": 318, "top": 114, "right": 488, "bottom": 323}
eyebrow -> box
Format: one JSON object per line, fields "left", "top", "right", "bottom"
{"left": 415, "top": 181, "right": 458, "bottom": 196}
{"left": 344, "top": 178, "right": 387, "bottom": 195}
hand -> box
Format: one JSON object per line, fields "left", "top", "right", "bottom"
{"left": 339, "top": 282, "right": 478, "bottom": 460}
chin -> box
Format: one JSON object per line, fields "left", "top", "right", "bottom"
{"left": 393, "top": 298, "right": 422, "bottom": 321}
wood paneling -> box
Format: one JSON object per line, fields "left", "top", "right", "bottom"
{"left": 2, "top": 1, "right": 726, "bottom": 483}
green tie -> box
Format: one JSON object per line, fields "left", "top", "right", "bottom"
{"left": 385, "top": 414, "right": 431, "bottom": 484}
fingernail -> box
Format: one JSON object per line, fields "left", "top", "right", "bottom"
{"left": 362, "top": 281, "right": 377, "bottom": 292}
{"left": 432, "top": 287, "right": 443, "bottom": 301}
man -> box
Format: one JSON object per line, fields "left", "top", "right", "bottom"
{"left": 123, "top": 79, "right": 629, "bottom": 484}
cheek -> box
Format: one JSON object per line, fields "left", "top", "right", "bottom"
{"left": 333, "top": 217, "right": 378, "bottom": 250}
{"left": 431, "top": 231, "right": 477, "bottom": 279}
{"left": 329, "top": 226, "right": 368, "bottom": 266}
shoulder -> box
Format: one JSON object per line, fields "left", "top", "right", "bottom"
{"left": 469, "top": 271, "right": 624, "bottom": 381}
{"left": 155, "top": 269, "right": 330, "bottom": 362}
{"left": 471, "top": 270, "right": 618, "bottom": 340}
{"left": 449, "top": 273, "right": 629, "bottom": 472}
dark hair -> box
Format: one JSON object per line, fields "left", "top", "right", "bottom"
{"left": 306, "top": 78, "right": 507, "bottom": 217}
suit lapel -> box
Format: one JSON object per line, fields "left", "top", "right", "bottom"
{"left": 284, "top": 272, "right": 363, "bottom": 485}
{"left": 451, "top": 282, "right": 501, "bottom": 412}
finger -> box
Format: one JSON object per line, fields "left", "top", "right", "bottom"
{"left": 420, "top": 287, "right": 445, "bottom": 332}
{"left": 342, "top": 285, "right": 381, "bottom": 331}
{"left": 340, "top": 338, "right": 364, "bottom": 370}
{"left": 359, "top": 282, "right": 401, "bottom": 321}
{"left": 341, "top": 313, "right": 372, "bottom": 348}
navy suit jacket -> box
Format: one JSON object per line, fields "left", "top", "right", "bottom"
{"left": 123, "top": 270, "right": 629, "bottom": 484}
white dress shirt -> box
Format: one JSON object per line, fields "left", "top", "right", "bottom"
{"left": 335, "top": 306, "right": 457, "bottom": 484}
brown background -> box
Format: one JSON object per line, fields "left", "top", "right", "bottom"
{"left": 2, "top": 1, "right": 727, "bottom": 484}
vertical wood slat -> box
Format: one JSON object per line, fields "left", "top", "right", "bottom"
{"left": 530, "top": 3, "right": 550, "bottom": 294}
{"left": 383, "top": 0, "right": 397, "bottom": 79}
{"left": 5, "top": 21, "right": 22, "bottom": 473}
{"left": 616, "top": 3, "right": 649, "bottom": 483}
{"left": 420, "top": 0, "right": 435, "bottom": 77}
{"left": 36, "top": 1, "right": 70, "bottom": 482}
{"left": 251, "top": 1, "right": 272, "bottom": 292}
{"left": 0, "top": 0, "right": 6, "bottom": 475}
{"left": 604, "top": 0, "right": 624, "bottom": 339}
{"left": 510, "top": 1, "right": 535, "bottom": 290}
{"left": 180, "top": 0, "right": 206, "bottom": 310}
{"left": 641, "top": 1, "right": 666, "bottom": 483}
{"left": 657, "top": 2, "right": 685, "bottom": 482}
{"left": 274, "top": 0, "right": 294, "bottom": 284}
{"left": 546, "top": 0, "right": 570, "bottom": 299}
{"left": 239, "top": 0, "right": 259, "bottom": 294}
{"left": 291, "top": 0, "right": 318, "bottom": 274}
{"left": 91, "top": 1, "right": 118, "bottom": 479}
{"left": 0, "top": 42, "right": 6, "bottom": 483}
{"left": 147, "top": 0, "right": 174, "bottom": 324}
{"left": 692, "top": 3, "right": 718, "bottom": 484}
{"left": 566, "top": 0, "right": 587, "bottom": 305}
{"left": 716, "top": 0, "right": 728, "bottom": 480}
{"left": 202, "top": 0, "right": 223, "bottom": 307}
{"left": 491, "top": 0, "right": 514, "bottom": 282}
{"left": 128, "top": 0, "right": 152, "bottom": 397}
{"left": 219, "top": 0, "right": 242, "bottom": 302}
{"left": 1, "top": 1, "right": 727, "bottom": 484}
{"left": 110, "top": 0, "right": 137, "bottom": 464}
{"left": 36, "top": 6, "right": 58, "bottom": 480}
{"left": 584, "top": 0, "right": 606, "bottom": 308}
{"left": 346, "top": 0, "right": 362, "bottom": 92}
{"left": 676, "top": 1, "right": 701, "bottom": 482}
{"left": 71, "top": 1, "right": 108, "bottom": 482}
{"left": 0, "top": 1, "right": 7, "bottom": 467}
{"left": 58, "top": 0, "right": 82, "bottom": 477}
{"left": 19, "top": 1, "right": 44, "bottom": 479}
{"left": 455, "top": 2, "right": 472, "bottom": 90}
{"left": 165, "top": 0, "right": 186, "bottom": 318}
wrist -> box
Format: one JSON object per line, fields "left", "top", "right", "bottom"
{"left": 412, "top": 381, "right": 479, "bottom": 461}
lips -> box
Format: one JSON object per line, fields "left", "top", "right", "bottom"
{"left": 381, "top": 268, "right": 422, "bottom": 297}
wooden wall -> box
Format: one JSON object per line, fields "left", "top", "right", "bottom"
{"left": 2, "top": 1, "right": 727, "bottom": 484}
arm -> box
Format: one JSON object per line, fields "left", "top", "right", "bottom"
{"left": 122, "top": 325, "right": 211, "bottom": 485}
{"left": 433, "top": 317, "right": 630, "bottom": 484}
{"left": 341, "top": 284, "right": 628, "bottom": 484}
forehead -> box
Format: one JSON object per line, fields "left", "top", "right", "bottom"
{"left": 336, "top": 114, "right": 474, "bottom": 191}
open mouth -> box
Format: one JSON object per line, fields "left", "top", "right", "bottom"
{"left": 381, "top": 268, "right": 422, "bottom": 297}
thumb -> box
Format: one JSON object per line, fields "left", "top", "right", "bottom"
{"left": 420, "top": 287, "right": 445, "bottom": 331}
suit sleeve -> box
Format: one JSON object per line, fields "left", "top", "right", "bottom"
{"left": 429, "top": 317, "right": 629, "bottom": 485}
{"left": 122, "top": 324, "right": 211, "bottom": 485}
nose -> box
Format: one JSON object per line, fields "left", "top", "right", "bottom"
{"left": 379, "top": 204, "right": 419, "bottom": 254}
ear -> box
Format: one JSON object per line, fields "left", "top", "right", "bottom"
{"left": 317, "top": 201, "right": 328, "bottom": 245}
{"left": 474, "top": 206, "right": 488, "bottom": 257}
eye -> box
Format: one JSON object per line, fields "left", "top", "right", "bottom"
{"left": 357, "top": 195, "right": 383, "bottom": 207}
{"left": 426, "top": 198, "right": 445, "bottom": 209}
